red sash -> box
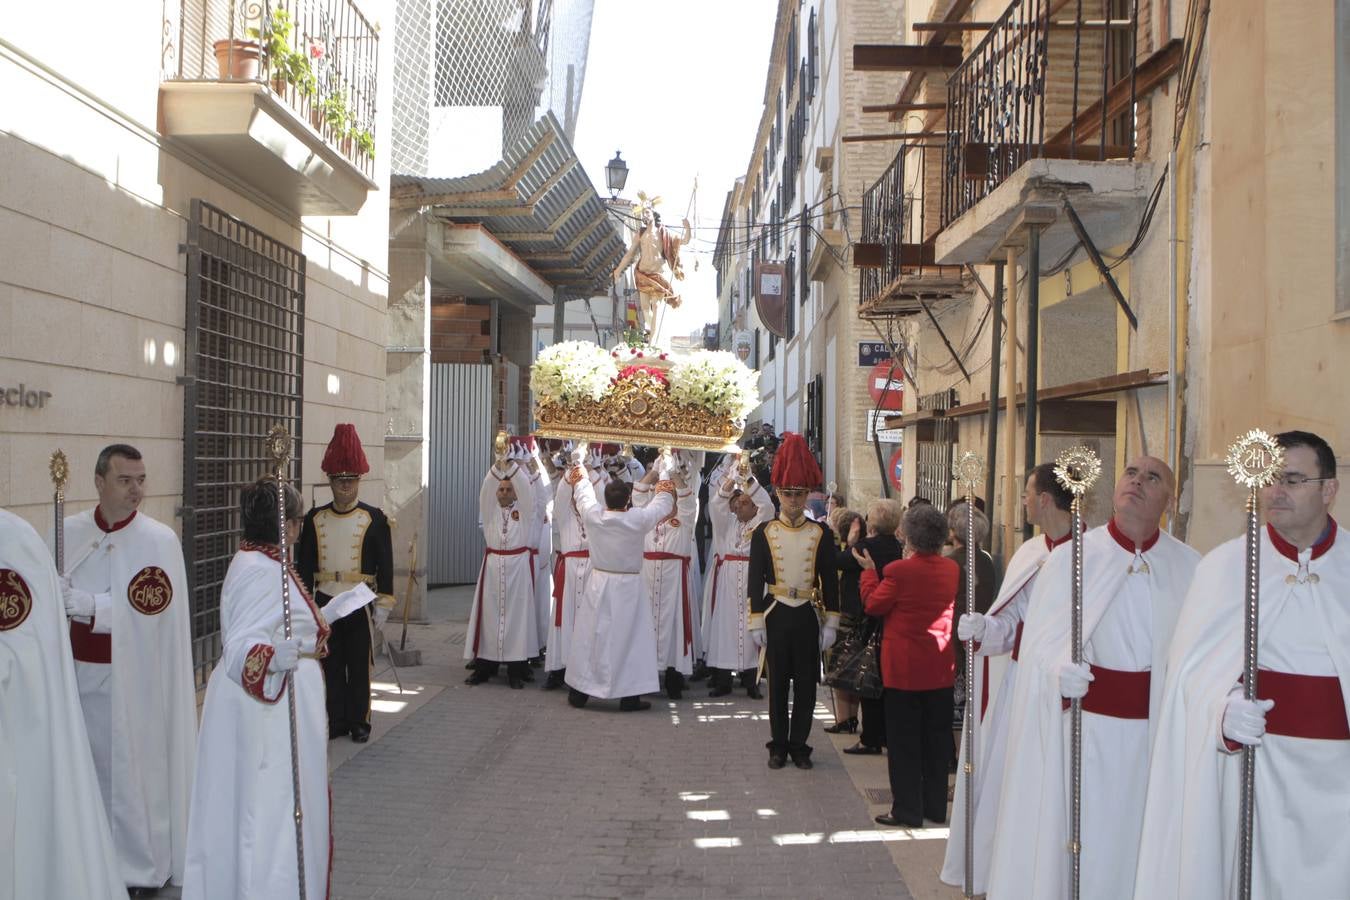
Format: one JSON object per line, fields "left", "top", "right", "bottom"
{"left": 1063, "top": 665, "right": 1151, "bottom": 719}
{"left": 551, "top": 550, "right": 589, "bottom": 626}
{"left": 709, "top": 553, "right": 751, "bottom": 616}
{"left": 1258, "top": 669, "right": 1350, "bottom": 741}
{"left": 70, "top": 618, "right": 111, "bottom": 664}
{"left": 644, "top": 551, "right": 693, "bottom": 653}
{"left": 472, "top": 546, "right": 534, "bottom": 657}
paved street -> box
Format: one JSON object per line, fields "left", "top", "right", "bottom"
{"left": 317, "top": 586, "right": 955, "bottom": 900}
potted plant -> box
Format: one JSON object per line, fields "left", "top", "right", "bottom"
{"left": 213, "top": 34, "right": 261, "bottom": 80}
{"left": 320, "top": 89, "right": 350, "bottom": 143}
{"left": 252, "top": 8, "right": 316, "bottom": 98}
{"left": 354, "top": 128, "right": 375, "bottom": 160}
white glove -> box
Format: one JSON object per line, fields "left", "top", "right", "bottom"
{"left": 271, "top": 637, "right": 302, "bottom": 672}
{"left": 586, "top": 449, "right": 604, "bottom": 469}
{"left": 373, "top": 606, "right": 391, "bottom": 629}
{"left": 957, "top": 613, "right": 987, "bottom": 643}
{"left": 749, "top": 627, "right": 766, "bottom": 650}
{"left": 1058, "top": 661, "right": 1094, "bottom": 700}
{"left": 819, "top": 625, "right": 837, "bottom": 652}
{"left": 1222, "top": 694, "right": 1276, "bottom": 747}
{"left": 59, "top": 576, "right": 101, "bottom": 618}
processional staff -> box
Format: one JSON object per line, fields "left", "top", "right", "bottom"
{"left": 265, "top": 425, "right": 308, "bottom": 899}
{"left": 1053, "top": 445, "right": 1102, "bottom": 900}
{"left": 50, "top": 450, "right": 70, "bottom": 574}
{"left": 952, "top": 450, "right": 985, "bottom": 900}
{"left": 1224, "top": 429, "right": 1284, "bottom": 900}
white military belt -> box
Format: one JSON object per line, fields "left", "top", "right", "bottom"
{"left": 767, "top": 584, "right": 818, "bottom": 607}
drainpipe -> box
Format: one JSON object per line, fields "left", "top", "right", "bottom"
{"left": 1002, "top": 246, "right": 1020, "bottom": 554}
{"left": 1166, "top": 148, "right": 1178, "bottom": 531}
{"left": 1023, "top": 226, "right": 1041, "bottom": 540}
{"left": 985, "top": 262, "right": 1004, "bottom": 554}
{"left": 552, "top": 287, "right": 567, "bottom": 345}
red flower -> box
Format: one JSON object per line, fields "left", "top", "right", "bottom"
{"left": 309, "top": 41, "right": 326, "bottom": 60}
{"left": 617, "top": 364, "right": 668, "bottom": 385}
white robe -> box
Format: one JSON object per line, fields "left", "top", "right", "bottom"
{"left": 0, "top": 509, "right": 125, "bottom": 900}
{"left": 942, "top": 532, "right": 1059, "bottom": 894}
{"left": 62, "top": 509, "right": 196, "bottom": 889}
{"left": 986, "top": 524, "right": 1199, "bottom": 900}
{"left": 544, "top": 471, "right": 601, "bottom": 674}
{"left": 529, "top": 467, "right": 554, "bottom": 652}
{"left": 182, "top": 547, "right": 330, "bottom": 900}
{"left": 1134, "top": 522, "right": 1350, "bottom": 899}
{"left": 704, "top": 477, "right": 772, "bottom": 672}
{"left": 698, "top": 457, "right": 736, "bottom": 652}
{"left": 464, "top": 466, "right": 538, "bottom": 662}
{"left": 636, "top": 483, "right": 699, "bottom": 675}
{"left": 566, "top": 478, "right": 674, "bottom": 699}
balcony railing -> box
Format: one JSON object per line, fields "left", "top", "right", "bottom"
{"left": 942, "top": 0, "right": 1138, "bottom": 227}
{"left": 859, "top": 143, "right": 950, "bottom": 311}
{"left": 168, "top": 0, "right": 378, "bottom": 179}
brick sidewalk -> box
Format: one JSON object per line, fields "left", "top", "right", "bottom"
{"left": 323, "top": 586, "right": 921, "bottom": 899}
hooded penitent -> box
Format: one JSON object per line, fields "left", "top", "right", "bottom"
{"left": 320, "top": 424, "right": 370, "bottom": 478}
{"left": 770, "top": 432, "right": 821, "bottom": 490}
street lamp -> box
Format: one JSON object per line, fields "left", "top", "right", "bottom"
{"left": 605, "top": 150, "right": 629, "bottom": 197}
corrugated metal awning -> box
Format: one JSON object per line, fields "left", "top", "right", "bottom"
{"left": 391, "top": 113, "right": 625, "bottom": 297}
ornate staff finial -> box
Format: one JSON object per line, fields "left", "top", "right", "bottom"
{"left": 1225, "top": 429, "right": 1284, "bottom": 491}
{"left": 265, "top": 425, "right": 292, "bottom": 471}
{"left": 49, "top": 450, "right": 69, "bottom": 492}
{"left": 1054, "top": 445, "right": 1103, "bottom": 499}
{"left": 952, "top": 451, "right": 985, "bottom": 495}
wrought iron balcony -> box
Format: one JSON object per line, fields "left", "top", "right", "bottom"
{"left": 857, "top": 143, "right": 967, "bottom": 316}
{"left": 941, "top": 0, "right": 1140, "bottom": 228}
{"left": 161, "top": 0, "right": 379, "bottom": 214}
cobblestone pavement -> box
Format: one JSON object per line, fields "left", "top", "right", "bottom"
{"left": 322, "top": 587, "right": 925, "bottom": 900}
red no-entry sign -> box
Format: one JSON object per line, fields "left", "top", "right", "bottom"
{"left": 888, "top": 447, "right": 904, "bottom": 491}
{"left": 868, "top": 362, "right": 905, "bottom": 411}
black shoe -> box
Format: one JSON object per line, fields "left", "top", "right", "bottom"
{"left": 745, "top": 684, "right": 763, "bottom": 700}
{"left": 842, "top": 742, "right": 883, "bottom": 755}
{"left": 529, "top": 655, "right": 543, "bottom": 668}
{"left": 791, "top": 754, "right": 814, "bottom": 770}
{"left": 767, "top": 749, "right": 787, "bottom": 769}
{"left": 350, "top": 724, "right": 371, "bottom": 743}
{"left": 875, "top": 813, "right": 922, "bottom": 828}
{"left": 509, "top": 675, "right": 525, "bottom": 689}
{"left": 665, "top": 683, "right": 683, "bottom": 700}
{"left": 709, "top": 684, "right": 732, "bottom": 697}
{"left": 567, "top": 688, "right": 589, "bottom": 709}
{"left": 329, "top": 724, "right": 350, "bottom": 741}
{"left": 542, "top": 671, "right": 565, "bottom": 690}
{"left": 824, "top": 716, "right": 859, "bottom": 734}
{"left": 619, "top": 696, "right": 652, "bottom": 712}
{"left": 689, "top": 660, "right": 710, "bottom": 682}
{"left": 522, "top": 666, "right": 536, "bottom": 682}
{"left": 128, "top": 888, "right": 161, "bottom": 897}
{"left": 465, "top": 670, "right": 491, "bottom": 685}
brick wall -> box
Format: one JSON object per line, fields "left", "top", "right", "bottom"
{"left": 430, "top": 294, "right": 491, "bottom": 364}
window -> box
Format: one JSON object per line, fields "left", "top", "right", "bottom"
{"left": 805, "top": 373, "right": 825, "bottom": 468}
{"left": 807, "top": 8, "right": 818, "bottom": 102}
{"left": 786, "top": 16, "right": 798, "bottom": 94}
{"left": 785, "top": 253, "right": 797, "bottom": 340}
{"left": 800, "top": 204, "right": 811, "bottom": 304}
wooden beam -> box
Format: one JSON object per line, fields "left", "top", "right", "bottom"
{"left": 913, "top": 19, "right": 1132, "bottom": 31}
{"left": 854, "top": 243, "right": 884, "bottom": 268}
{"left": 887, "top": 0, "right": 974, "bottom": 119}
{"left": 437, "top": 205, "right": 536, "bottom": 218}
{"left": 863, "top": 101, "right": 946, "bottom": 113}
{"left": 552, "top": 189, "right": 593, "bottom": 230}
{"left": 501, "top": 131, "right": 556, "bottom": 190}
{"left": 853, "top": 44, "right": 963, "bottom": 72}
{"left": 523, "top": 157, "right": 580, "bottom": 207}
{"left": 1046, "top": 38, "right": 1185, "bottom": 147}
{"left": 842, "top": 131, "right": 949, "bottom": 143}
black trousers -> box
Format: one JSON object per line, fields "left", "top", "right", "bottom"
{"left": 319, "top": 595, "right": 372, "bottom": 731}
{"left": 860, "top": 693, "right": 887, "bottom": 748}
{"left": 473, "top": 659, "right": 529, "bottom": 678}
{"left": 883, "top": 686, "right": 954, "bottom": 825}
{"left": 766, "top": 604, "right": 820, "bottom": 755}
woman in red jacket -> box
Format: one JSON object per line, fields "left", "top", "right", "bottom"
{"left": 856, "top": 502, "right": 959, "bottom": 828}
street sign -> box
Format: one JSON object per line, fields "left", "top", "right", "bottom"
{"left": 866, "top": 410, "right": 904, "bottom": 444}
{"left": 867, "top": 361, "right": 905, "bottom": 411}
{"left": 888, "top": 447, "right": 904, "bottom": 491}
{"left": 858, "top": 341, "right": 891, "bottom": 367}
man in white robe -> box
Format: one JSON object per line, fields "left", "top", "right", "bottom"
{"left": 634, "top": 450, "right": 701, "bottom": 699}
{"left": 705, "top": 462, "right": 772, "bottom": 697}
{"left": 1135, "top": 430, "right": 1348, "bottom": 898}
{"left": 942, "top": 463, "right": 1074, "bottom": 894}
{"left": 566, "top": 465, "right": 675, "bottom": 711}
{"left": 59, "top": 443, "right": 196, "bottom": 893}
{"left": 986, "top": 456, "right": 1199, "bottom": 900}
{"left": 543, "top": 448, "right": 606, "bottom": 690}
{"left": 518, "top": 438, "right": 554, "bottom": 660}
{"left": 1, "top": 508, "right": 124, "bottom": 900}
{"left": 464, "top": 458, "right": 537, "bottom": 689}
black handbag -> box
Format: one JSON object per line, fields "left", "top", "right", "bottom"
{"left": 825, "top": 621, "right": 883, "bottom": 699}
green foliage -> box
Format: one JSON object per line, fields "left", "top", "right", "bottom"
{"left": 251, "top": 8, "right": 315, "bottom": 96}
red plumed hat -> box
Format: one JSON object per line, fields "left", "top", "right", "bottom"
{"left": 771, "top": 432, "right": 822, "bottom": 489}
{"left": 321, "top": 424, "right": 369, "bottom": 477}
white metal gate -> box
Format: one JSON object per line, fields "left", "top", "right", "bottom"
{"left": 429, "top": 363, "right": 494, "bottom": 583}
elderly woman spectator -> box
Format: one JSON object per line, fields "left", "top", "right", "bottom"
{"left": 824, "top": 507, "right": 864, "bottom": 733}
{"left": 855, "top": 503, "right": 959, "bottom": 828}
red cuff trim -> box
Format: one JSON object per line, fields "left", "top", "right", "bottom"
{"left": 242, "top": 643, "right": 283, "bottom": 704}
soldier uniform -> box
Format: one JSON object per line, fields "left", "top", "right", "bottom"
{"left": 746, "top": 433, "right": 839, "bottom": 770}
{"left": 296, "top": 424, "right": 395, "bottom": 743}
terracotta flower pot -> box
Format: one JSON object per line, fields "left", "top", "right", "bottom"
{"left": 212, "top": 39, "right": 261, "bottom": 81}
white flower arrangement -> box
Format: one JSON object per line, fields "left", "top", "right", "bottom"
{"left": 608, "top": 341, "right": 669, "bottom": 362}
{"left": 531, "top": 341, "right": 619, "bottom": 404}
{"left": 668, "top": 351, "right": 761, "bottom": 422}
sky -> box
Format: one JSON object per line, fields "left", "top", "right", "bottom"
{"left": 570, "top": 0, "right": 778, "bottom": 340}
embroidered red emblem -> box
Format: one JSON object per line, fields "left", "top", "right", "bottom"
{"left": 511, "top": 510, "right": 520, "bottom": 521}
{"left": 127, "top": 566, "right": 173, "bottom": 616}
{"left": 0, "top": 569, "right": 33, "bottom": 631}
{"left": 669, "top": 517, "right": 681, "bottom": 528}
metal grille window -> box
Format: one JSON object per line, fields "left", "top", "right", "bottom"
{"left": 182, "top": 200, "right": 305, "bottom": 689}
{"left": 915, "top": 388, "right": 958, "bottom": 511}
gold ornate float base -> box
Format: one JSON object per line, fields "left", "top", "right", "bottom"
{"left": 535, "top": 372, "right": 744, "bottom": 452}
